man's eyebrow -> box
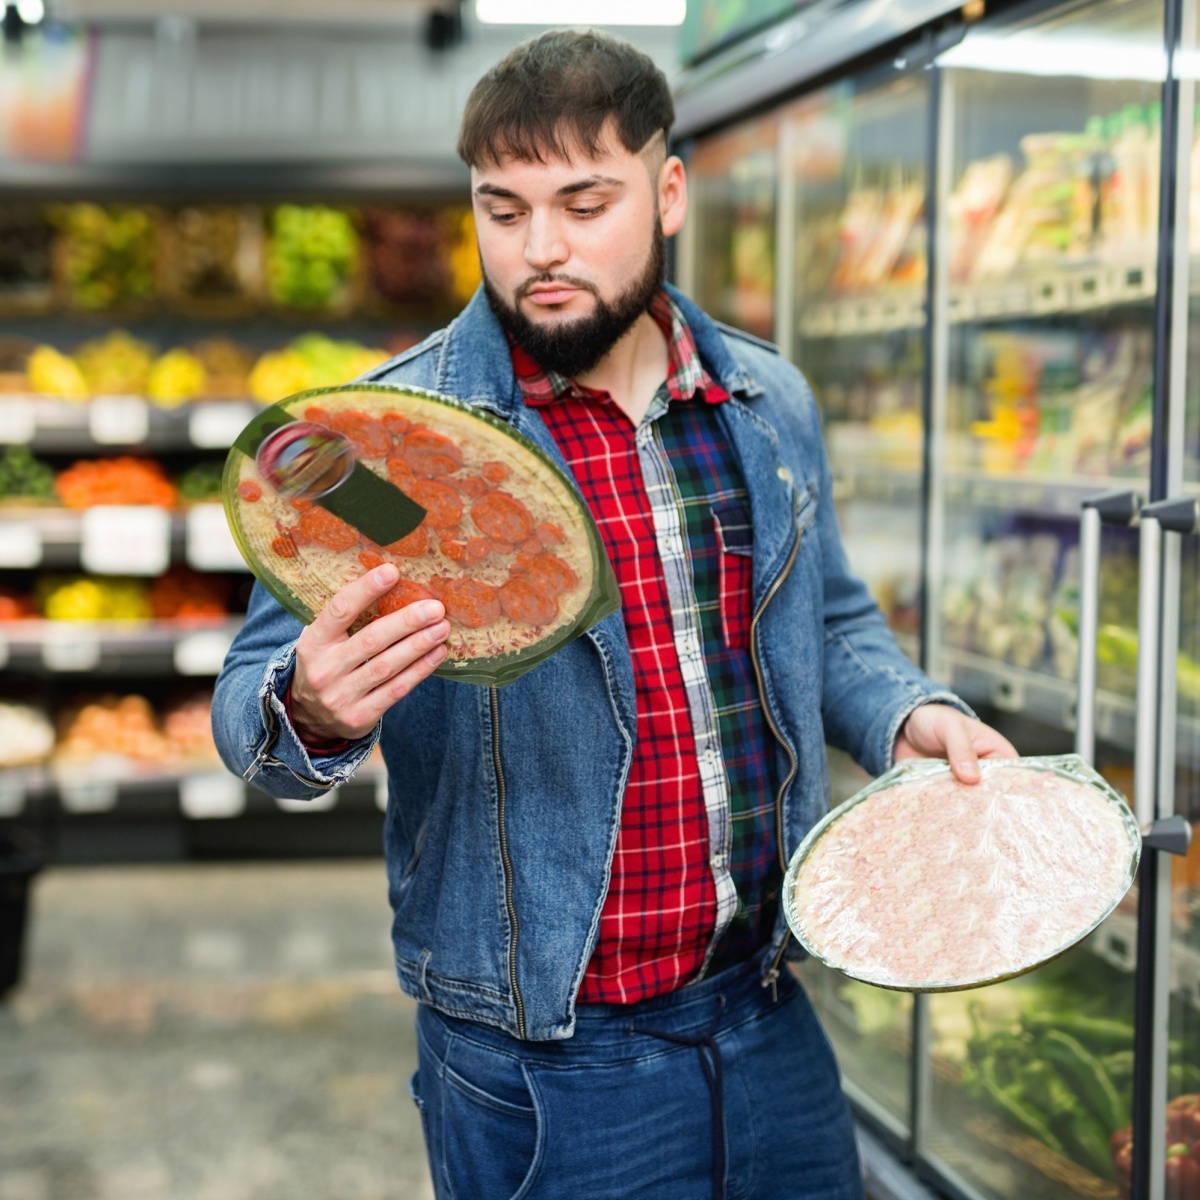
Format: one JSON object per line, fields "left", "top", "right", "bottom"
{"left": 472, "top": 175, "right": 625, "bottom": 200}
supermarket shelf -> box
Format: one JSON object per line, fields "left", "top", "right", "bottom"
{"left": 798, "top": 259, "right": 1156, "bottom": 338}
{"left": 833, "top": 461, "right": 1154, "bottom": 518}
{"left": 0, "top": 618, "right": 244, "bottom": 676}
{"left": 0, "top": 505, "right": 248, "bottom": 573}
{"left": 0, "top": 395, "right": 259, "bottom": 453}
{"left": 0, "top": 761, "right": 388, "bottom": 822}
{"left": 1087, "top": 910, "right": 1200, "bottom": 1008}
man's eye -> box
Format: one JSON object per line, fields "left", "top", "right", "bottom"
{"left": 488, "top": 211, "right": 520, "bottom": 224}
{"left": 570, "top": 205, "right": 607, "bottom": 219}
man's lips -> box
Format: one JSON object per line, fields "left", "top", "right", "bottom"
{"left": 523, "top": 286, "right": 582, "bottom": 306}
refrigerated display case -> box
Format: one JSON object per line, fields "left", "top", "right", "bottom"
{"left": 674, "top": 0, "right": 1200, "bottom": 1197}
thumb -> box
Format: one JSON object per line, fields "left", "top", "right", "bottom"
{"left": 945, "top": 718, "right": 981, "bottom": 785}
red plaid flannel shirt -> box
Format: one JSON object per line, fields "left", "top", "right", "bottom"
{"left": 512, "top": 291, "right": 737, "bottom": 1004}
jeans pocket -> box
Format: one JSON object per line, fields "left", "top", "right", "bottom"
{"left": 439, "top": 1036, "right": 542, "bottom": 1200}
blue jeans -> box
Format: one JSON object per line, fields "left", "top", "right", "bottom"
{"left": 410, "top": 956, "right": 864, "bottom": 1200}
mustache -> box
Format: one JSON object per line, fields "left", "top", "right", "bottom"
{"left": 515, "top": 274, "right": 597, "bottom": 301}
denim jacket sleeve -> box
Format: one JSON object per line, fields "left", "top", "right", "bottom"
{"left": 803, "top": 388, "right": 971, "bottom": 777}
{"left": 212, "top": 582, "right": 379, "bottom": 798}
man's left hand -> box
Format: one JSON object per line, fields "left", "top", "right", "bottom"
{"left": 894, "top": 703, "right": 1017, "bottom": 784}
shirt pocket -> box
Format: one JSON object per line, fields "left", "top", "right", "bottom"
{"left": 711, "top": 499, "right": 753, "bottom": 652}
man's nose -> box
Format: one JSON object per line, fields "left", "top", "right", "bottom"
{"left": 524, "top": 212, "right": 568, "bottom": 270}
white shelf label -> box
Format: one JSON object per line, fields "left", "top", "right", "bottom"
{"left": 188, "top": 403, "right": 256, "bottom": 449}
{"left": 174, "top": 629, "right": 234, "bottom": 676}
{"left": 277, "top": 788, "right": 338, "bottom": 813}
{"left": 180, "top": 772, "right": 245, "bottom": 819}
{"left": 0, "top": 520, "right": 42, "bottom": 568}
{"left": 0, "top": 774, "right": 24, "bottom": 817}
{"left": 0, "top": 397, "right": 36, "bottom": 444}
{"left": 185, "top": 504, "right": 247, "bottom": 571}
{"left": 81, "top": 506, "right": 171, "bottom": 575}
{"left": 89, "top": 395, "right": 149, "bottom": 444}
{"left": 42, "top": 626, "right": 101, "bottom": 672}
{"left": 58, "top": 774, "right": 119, "bottom": 813}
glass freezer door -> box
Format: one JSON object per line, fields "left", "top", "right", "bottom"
{"left": 923, "top": 0, "right": 1165, "bottom": 1196}
{"left": 781, "top": 65, "right": 932, "bottom": 1143}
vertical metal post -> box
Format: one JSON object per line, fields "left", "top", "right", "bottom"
{"left": 1075, "top": 505, "right": 1103, "bottom": 765}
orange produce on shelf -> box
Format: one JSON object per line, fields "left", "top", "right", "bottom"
{"left": 148, "top": 568, "right": 230, "bottom": 621}
{"left": 0, "top": 588, "right": 37, "bottom": 620}
{"left": 55, "top": 456, "right": 179, "bottom": 509}
{"left": 56, "top": 694, "right": 167, "bottom": 763}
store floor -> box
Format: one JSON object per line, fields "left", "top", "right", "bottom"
{"left": 0, "top": 861, "right": 434, "bottom": 1200}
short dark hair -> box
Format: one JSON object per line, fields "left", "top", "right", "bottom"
{"left": 457, "top": 29, "right": 675, "bottom": 168}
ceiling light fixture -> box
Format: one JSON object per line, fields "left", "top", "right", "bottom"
{"left": 475, "top": 0, "right": 684, "bottom": 25}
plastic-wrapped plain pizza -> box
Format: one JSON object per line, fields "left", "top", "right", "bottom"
{"left": 783, "top": 755, "right": 1141, "bottom": 991}
{"left": 223, "top": 384, "right": 620, "bottom": 687}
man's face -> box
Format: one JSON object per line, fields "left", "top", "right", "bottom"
{"left": 470, "top": 124, "right": 686, "bottom": 378}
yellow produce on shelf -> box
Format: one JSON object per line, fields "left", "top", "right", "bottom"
{"left": 446, "top": 208, "right": 482, "bottom": 304}
{"left": 27, "top": 345, "right": 88, "bottom": 400}
{"left": 146, "top": 348, "right": 207, "bottom": 407}
{"left": 39, "top": 576, "right": 151, "bottom": 622}
{"left": 248, "top": 348, "right": 311, "bottom": 404}
{"left": 75, "top": 330, "right": 154, "bottom": 396}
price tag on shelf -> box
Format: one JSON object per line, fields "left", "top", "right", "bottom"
{"left": 42, "top": 626, "right": 101, "bottom": 672}
{"left": 89, "top": 395, "right": 149, "bottom": 445}
{"left": 185, "top": 504, "right": 247, "bottom": 572}
{"left": 0, "top": 774, "right": 24, "bottom": 818}
{"left": 0, "top": 520, "right": 42, "bottom": 568}
{"left": 277, "top": 789, "right": 339, "bottom": 813}
{"left": 58, "top": 774, "right": 119, "bottom": 813}
{"left": 180, "top": 772, "right": 245, "bottom": 819}
{"left": 81, "top": 506, "right": 171, "bottom": 576}
{"left": 188, "top": 403, "right": 256, "bottom": 449}
{"left": 173, "top": 629, "right": 234, "bottom": 676}
{"left": 0, "top": 397, "right": 36, "bottom": 444}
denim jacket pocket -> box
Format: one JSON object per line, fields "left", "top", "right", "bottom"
{"left": 712, "top": 499, "right": 754, "bottom": 651}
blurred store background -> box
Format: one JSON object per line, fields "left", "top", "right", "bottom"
{"left": 3, "top": 0, "right": 1200, "bottom": 1198}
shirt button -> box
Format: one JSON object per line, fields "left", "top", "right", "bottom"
{"left": 777, "top": 466, "right": 792, "bottom": 483}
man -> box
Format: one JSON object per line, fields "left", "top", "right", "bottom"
{"left": 214, "top": 28, "right": 1015, "bottom": 1200}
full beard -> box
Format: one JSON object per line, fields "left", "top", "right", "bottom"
{"left": 484, "top": 221, "right": 666, "bottom": 380}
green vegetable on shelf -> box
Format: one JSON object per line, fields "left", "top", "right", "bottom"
{"left": 0, "top": 446, "right": 56, "bottom": 502}
{"left": 1039, "top": 1028, "right": 1124, "bottom": 1135}
{"left": 1019, "top": 1009, "right": 1134, "bottom": 1054}
{"left": 176, "top": 461, "right": 225, "bottom": 502}
{"left": 266, "top": 206, "right": 359, "bottom": 310}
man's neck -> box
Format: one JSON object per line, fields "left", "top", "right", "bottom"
{"left": 575, "top": 309, "right": 670, "bottom": 427}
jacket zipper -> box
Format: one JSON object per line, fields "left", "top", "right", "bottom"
{"left": 749, "top": 504, "right": 804, "bottom": 1000}
{"left": 491, "top": 687, "right": 527, "bottom": 1040}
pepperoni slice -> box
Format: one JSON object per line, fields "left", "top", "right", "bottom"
{"left": 536, "top": 522, "right": 565, "bottom": 547}
{"left": 271, "top": 534, "right": 298, "bottom": 559}
{"left": 442, "top": 578, "right": 501, "bottom": 629}
{"left": 382, "top": 412, "right": 411, "bottom": 437}
{"left": 522, "top": 553, "right": 578, "bottom": 597}
{"left": 387, "top": 456, "right": 415, "bottom": 487}
{"left": 499, "top": 577, "right": 558, "bottom": 626}
{"left": 464, "top": 538, "right": 490, "bottom": 565}
{"left": 456, "top": 476, "right": 488, "bottom": 499}
{"left": 237, "top": 480, "right": 263, "bottom": 502}
{"left": 407, "top": 480, "right": 463, "bottom": 530}
{"left": 481, "top": 461, "right": 509, "bottom": 484}
{"left": 439, "top": 540, "right": 466, "bottom": 563}
{"left": 404, "top": 428, "right": 463, "bottom": 477}
{"left": 377, "top": 580, "right": 435, "bottom": 615}
{"left": 358, "top": 549, "right": 384, "bottom": 570}
{"left": 303, "top": 406, "right": 332, "bottom": 425}
{"left": 385, "top": 525, "right": 429, "bottom": 557}
{"left": 297, "top": 508, "right": 359, "bottom": 552}
{"left": 327, "top": 411, "right": 391, "bottom": 459}
{"left": 518, "top": 536, "right": 543, "bottom": 556}
{"left": 471, "top": 491, "right": 534, "bottom": 544}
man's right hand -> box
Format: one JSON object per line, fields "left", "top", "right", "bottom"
{"left": 290, "top": 564, "right": 450, "bottom": 744}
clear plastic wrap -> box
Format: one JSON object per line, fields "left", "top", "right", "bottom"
{"left": 223, "top": 384, "right": 621, "bottom": 688}
{"left": 783, "top": 754, "right": 1141, "bottom": 991}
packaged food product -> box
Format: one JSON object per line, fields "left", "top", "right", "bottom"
{"left": 224, "top": 384, "right": 620, "bottom": 687}
{"left": 784, "top": 754, "right": 1141, "bottom": 991}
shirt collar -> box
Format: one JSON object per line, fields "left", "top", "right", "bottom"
{"left": 511, "top": 289, "right": 731, "bottom": 409}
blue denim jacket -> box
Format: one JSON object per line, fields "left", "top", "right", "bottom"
{"left": 213, "top": 284, "right": 966, "bottom": 1041}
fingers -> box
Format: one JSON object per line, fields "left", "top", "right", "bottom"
{"left": 342, "top": 616, "right": 451, "bottom": 699}
{"left": 307, "top": 564, "right": 400, "bottom": 646}
{"left": 339, "top": 598, "right": 448, "bottom": 674}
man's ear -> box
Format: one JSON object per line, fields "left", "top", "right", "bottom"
{"left": 659, "top": 155, "right": 687, "bottom": 238}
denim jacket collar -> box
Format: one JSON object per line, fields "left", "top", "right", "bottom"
{"left": 433, "top": 282, "right": 764, "bottom": 421}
